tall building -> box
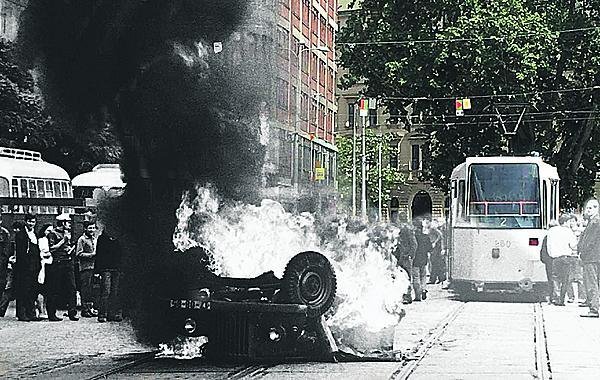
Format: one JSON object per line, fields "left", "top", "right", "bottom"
{"left": 271, "top": 0, "right": 338, "bottom": 202}
{"left": 0, "top": 0, "right": 27, "bottom": 41}
{"left": 336, "top": 0, "right": 445, "bottom": 222}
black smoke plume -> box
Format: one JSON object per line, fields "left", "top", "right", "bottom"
{"left": 19, "top": 0, "right": 276, "bottom": 343}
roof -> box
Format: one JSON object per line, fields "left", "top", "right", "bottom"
{"left": 72, "top": 164, "right": 125, "bottom": 189}
{"left": 451, "top": 156, "right": 559, "bottom": 180}
{"left": 0, "top": 155, "right": 70, "bottom": 181}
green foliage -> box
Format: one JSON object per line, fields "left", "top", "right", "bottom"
{"left": 336, "top": 129, "right": 403, "bottom": 214}
{"left": 0, "top": 39, "right": 121, "bottom": 176}
{"left": 339, "top": 0, "right": 600, "bottom": 209}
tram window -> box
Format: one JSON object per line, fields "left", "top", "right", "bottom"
{"left": 12, "top": 179, "right": 18, "bottom": 197}
{"left": 0, "top": 177, "right": 8, "bottom": 196}
{"left": 458, "top": 180, "right": 466, "bottom": 219}
{"left": 37, "top": 180, "right": 45, "bottom": 198}
{"left": 451, "top": 180, "right": 457, "bottom": 198}
{"left": 20, "top": 179, "right": 28, "bottom": 198}
{"left": 550, "top": 182, "right": 557, "bottom": 221}
{"left": 542, "top": 181, "right": 548, "bottom": 227}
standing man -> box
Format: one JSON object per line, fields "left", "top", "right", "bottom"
{"left": 95, "top": 222, "right": 123, "bottom": 322}
{"left": 412, "top": 218, "right": 432, "bottom": 302}
{"left": 0, "top": 214, "right": 11, "bottom": 316}
{"left": 76, "top": 221, "right": 97, "bottom": 317}
{"left": 14, "top": 213, "right": 41, "bottom": 321}
{"left": 393, "top": 223, "right": 417, "bottom": 304}
{"left": 580, "top": 198, "right": 600, "bottom": 318}
{"left": 546, "top": 214, "right": 578, "bottom": 306}
{"left": 47, "top": 213, "right": 78, "bottom": 321}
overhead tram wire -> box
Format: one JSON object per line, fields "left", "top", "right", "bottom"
{"left": 337, "top": 25, "right": 600, "bottom": 46}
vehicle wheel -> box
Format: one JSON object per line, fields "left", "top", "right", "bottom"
{"left": 281, "top": 251, "right": 337, "bottom": 317}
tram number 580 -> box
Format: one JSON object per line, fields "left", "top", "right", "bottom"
{"left": 494, "top": 239, "right": 512, "bottom": 248}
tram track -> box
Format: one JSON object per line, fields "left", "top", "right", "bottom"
{"left": 533, "top": 303, "right": 552, "bottom": 380}
{"left": 391, "top": 302, "right": 467, "bottom": 380}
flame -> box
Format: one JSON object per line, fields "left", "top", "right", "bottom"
{"left": 172, "top": 185, "right": 410, "bottom": 355}
{"left": 157, "top": 336, "right": 209, "bottom": 359}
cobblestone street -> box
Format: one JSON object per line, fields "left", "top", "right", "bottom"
{"left": 0, "top": 304, "right": 151, "bottom": 379}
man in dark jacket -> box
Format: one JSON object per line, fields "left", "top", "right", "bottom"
{"left": 47, "top": 213, "right": 78, "bottom": 321}
{"left": 412, "top": 218, "right": 433, "bottom": 301}
{"left": 540, "top": 220, "right": 559, "bottom": 304}
{"left": 14, "top": 213, "right": 41, "bottom": 321}
{"left": 393, "top": 223, "right": 417, "bottom": 303}
{"left": 94, "top": 223, "right": 123, "bottom": 322}
{"left": 580, "top": 198, "right": 600, "bottom": 318}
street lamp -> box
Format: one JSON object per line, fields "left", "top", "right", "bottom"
{"left": 288, "top": 44, "right": 329, "bottom": 188}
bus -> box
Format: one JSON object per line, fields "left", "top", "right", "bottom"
{"left": 0, "top": 147, "right": 78, "bottom": 215}
{"left": 448, "top": 156, "right": 560, "bottom": 295}
{"left": 72, "top": 164, "right": 125, "bottom": 207}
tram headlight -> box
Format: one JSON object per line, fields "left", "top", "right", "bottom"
{"left": 529, "top": 238, "right": 539, "bottom": 246}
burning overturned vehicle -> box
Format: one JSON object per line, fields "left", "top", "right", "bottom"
{"left": 165, "top": 247, "right": 338, "bottom": 362}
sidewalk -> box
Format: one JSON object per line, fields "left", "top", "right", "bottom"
{"left": 542, "top": 301, "right": 600, "bottom": 379}
{"left": 0, "top": 302, "right": 151, "bottom": 379}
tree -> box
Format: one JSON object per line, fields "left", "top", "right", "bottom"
{"left": 336, "top": 129, "right": 403, "bottom": 217}
{"left": 0, "top": 39, "right": 121, "bottom": 176}
{"left": 339, "top": 0, "right": 600, "bottom": 208}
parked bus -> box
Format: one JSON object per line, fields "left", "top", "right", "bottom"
{"left": 448, "top": 156, "right": 560, "bottom": 295}
{"left": 0, "top": 147, "right": 77, "bottom": 215}
{"left": 72, "top": 164, "right": 125, "bottom": 207}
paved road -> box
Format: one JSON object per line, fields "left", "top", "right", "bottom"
{"left": 1, "top": 285, "right": 599, "bottom": 379}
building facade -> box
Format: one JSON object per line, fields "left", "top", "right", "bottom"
{"left": 336, "top": 0, "right": 445, "bottom": 222}
{"left": 271, "top": 0, "right": 338, "bottom": 200}
{"left": 0, "top": 0, "right": 26, "bottom": 41}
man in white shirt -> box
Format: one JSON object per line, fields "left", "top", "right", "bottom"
{"left": 547, "top": 213, "right": 578, "bottom": 306}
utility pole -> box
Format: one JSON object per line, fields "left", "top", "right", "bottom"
{"left": 378, "top": 130, "right": 382, "bottom": 221}
{"left": 361, "top": 113, "right": 367, "bottom": 222}
{"left": 351, "top": 109, "right": 357, "bottom": 217}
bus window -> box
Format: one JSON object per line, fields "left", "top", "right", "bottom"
{"left": 53, "top": 181, "right": 61, "bottom": 197}
{"left": 0, "top": 177, "right": 9, "bottom": 196}
{"left": 61, "top": 182, "right": 68, "bottom": 198}
{"left": 20, "top": 179, "right": 28, "bottom": 198}
{"left": 12, "top": 179, "right": 18, "bottom": 197}
{"left": 28, "top": 179, "right": 37, "bottom": 198}
{"left": 45, "top": 181, "right": 53, "bottom": 197}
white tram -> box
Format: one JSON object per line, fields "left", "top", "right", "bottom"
{"left": 448, "top": 156, "right": 560, "bottom": 294}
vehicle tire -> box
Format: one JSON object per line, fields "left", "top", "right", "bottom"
{"left": 281, "top": 251, "right": 337, "bottom": 317}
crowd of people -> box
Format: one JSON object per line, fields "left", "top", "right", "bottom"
{"left": 0, "top": 212, "right": 123, "bottom": 322}
{"left": 392, "top": 216, "right": 447, "bottom": 304}
{"left": 542, "top": 197, "right": 600, "bottom": 318}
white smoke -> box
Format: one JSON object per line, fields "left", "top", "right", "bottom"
{"left": 172, "top": 185, "right": 410, "bottom": 354}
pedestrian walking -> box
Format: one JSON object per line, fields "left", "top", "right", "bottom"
{"left": 0, "top": 213, "right": 10, "bottom": 315}
{"left": 14, "top": 213, "right": 41, "bottom": 321}
{"left": 412, "top": 218, "right": 432, "bottom": 302}
{"left": 76, "top": 220, "right": 98, "bottom": 318}
{"left": 94, "top": 222, "right": 123, "bottom": 322}
{"left": 546, "top": 214, "right": 578, "bottom": 306}
{"left": 579, "top": 198, "right": 600, "bottom": 318}
{"left": 392, "top": 222, "right": 417, "bottom": 303}
{"left": 46, "top": 213, "right": 78, "bottom": 321}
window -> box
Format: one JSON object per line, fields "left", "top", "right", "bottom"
{"left": 28, "top": 179, "right": 37, "bottom": 198}
{"left": 20, "top": 179, "right": 27, "bottom": 198}
{"left": 53, "top": 181, "right": 61, "bottom": 197}
{"left": 550, "top": 181, "right": 558, "bottom": 222}
{"left": 458, "top": 180, "right": 466, "bottom": 220}
{"left": 11, "top": 178, "right": 18, "bottom": 197}
{"left": 0, "top": 177, "right": 8, "bottom": 197}
{"left": 411, "top": 144, "right": 421, "bottom": 170}
{"left": 45, "top": 181, "right": 53, "bottom": 197}
{"left": 348, "top": 102, "right": 355, "bottom": 129}
{"left": 390, "top": 197, "right": 400, "bottom": 208}
{"left": 277, "top": 78, "right": 289, "bottom": 110}
{"left": 61, "top": 182, "right": 69, "bottom": 198}
{"left": 368, "top": 108, "right": 377, "bottom": 127}
{"left": 389, "top": 145, "right": 398, "bottom": 169}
